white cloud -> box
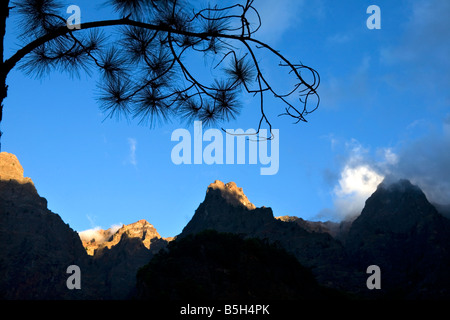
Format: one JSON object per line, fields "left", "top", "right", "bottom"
{"left": 332, "top": 164, "right": 384, "bottom": 219}
{"left": 335, "top": 165, "right": 383, "bottom": 199}
{"left": 320, "top": 115, "right": 450, "bottom": 221}
{"left": 127, "top": 138, "right": 137, "bottom": 166}
{"left": 255, "top": 0, "right": 305, "bottom": 44}
{"left": 318, "top": 139, "right": 394, "bottom": 221}
{"left": 325, "top": 140, "right": 385, "bottom": 220}
{"left": 78, "top": 227, "right": 104, "bottom": 242}
{"left": 78, "top": 224, "right": 122, "bottom": 243}
{"left": 382, "top": 148, "right": 398, "bottom": 166}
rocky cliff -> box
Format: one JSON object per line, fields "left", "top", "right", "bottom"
{"left": 80, "top": 219, "right": 167, "bottom": 256}
{"left": 179, "top": 180, "right": 350, "bottom": 290}
{"left": 180, "top": 180, "right": 273, "bottom": 236}
{"left": 275, "top": 215, "right": 353, "bottom": 240}
{"left": 0, "top": 152, "right": 90, "bottom": 299}
{"left": 179, "top": 178, "right": 450, "bottom": 298}
{"left": 345, "top": 179, "right": 450, "bottom": 298}
{"left": 84, "top": 219, "right": 169, "bottom": 299}
{"left": 0, "top": 152, "right": 167, "bottom": 299}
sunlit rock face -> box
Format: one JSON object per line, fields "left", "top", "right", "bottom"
{"left": 0, "top": 152, "right": 46, "bottom": 207}
{"left": 0, "top": 152, "right": 168, "bottom": 299}
{"left": 179, "top": 180, "right": 273, "bottom": 237}
{"left": 79, "top": 219, "right": 166, "bottom": 256}
{"left": 207, "top": 180, "right": 256, "bottom": 210}
{"left": 0, "top": 152, "right": 90, "bottom": 299}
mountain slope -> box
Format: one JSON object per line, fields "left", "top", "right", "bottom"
{"left": 87, "top": 220, "right": 169, "bottom": 299}
{"left": 0, "top": 152, "right": 168, "bottom": 299}
{"left": 178, "top": 178, "right": 450, "bottom": 298}
{"left": 80, "top": 219, "right": 167, "bottom": 256}
{"left": 0, "top": 152, "right": 91, "bottom": 299}
{"left": 179, "top": 180, "right": 351, "bottom": 290}
{"left": 136, "top": 230, "right": 345, "bottom": 300}
{"left": 345, "top": 179, "right": 450, "bottom": 298}
{"left": 2, "top": 152, "right": 450, "bottom": 299}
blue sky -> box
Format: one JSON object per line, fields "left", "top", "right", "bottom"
{"left": 3, "top": 0, "right": 450, "bottom": 237}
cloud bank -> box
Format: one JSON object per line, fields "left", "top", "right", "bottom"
{"left": 320, "top": 115, "right": 450, "bottom": 221}
{"left": 391, "top": 116, "right": 450, "bottom": 205}
{"left": 78, "top": 224, "right": 122, "bottom": 243}
{"left": 316, "top": 0, "right": 450, "bottom": 221}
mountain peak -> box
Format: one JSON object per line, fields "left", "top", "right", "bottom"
{"left": 179, "top": 180, "right": 273, "bottom": 238}
{"left": 80, "top": 219, "right": 163, "bottom": 255}
{"left": 378, "top": 178, "right": 422, "bottom": 194}
{"left": 0, "top": 152, "right": 46, "bottom": 207}
{"left": 115, "top": 219, "right": 160, "bottom": 242}
{"left": 369, "top": 178, "right": 431, "bottom": 213}
{"left": 207, "top": 180, "right": 256, "bottom": 210}
{"left": 349, "top": 178, "right": 439, "bottom": 236}
{"left": 0, "top": 152, "right": 34, "bottom": 185}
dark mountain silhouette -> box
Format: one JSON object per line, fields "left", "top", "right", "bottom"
{"left": 433, "top": 203, "right": 450, "bottom": 219}
{"left": 0, "top": 152, "right": 168, "bottom": 299}
{"left": 275, "top": 215, "right": 353, "bottom": 241}
{"left": 176, "top": 179, "right": 450, "bottom": 298}
{"left": 0, "top": 152, "right": 90, "bottom": 299}
{"left": 179, "top": 180, "right": 355, "bottom": 291}
{"left": 345, "top": 179, "right": 450, "bottom": 298}
{"left": 86, "top": 220, "right": 169, "bottom": 299}
{"left": 1, "top": 152, "right": 450, "bottom": 299}
{"left": 135, "top": 230, "right": 345, "bottom": 300}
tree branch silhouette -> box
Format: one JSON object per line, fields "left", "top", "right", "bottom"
{"left": 0, "top": 0, "right": 320, "bottom": 150}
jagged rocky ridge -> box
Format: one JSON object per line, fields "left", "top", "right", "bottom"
{"left": 0, "top": 152, "right": 168, "bottom": 299}
{"left": 345, "top": 179, "right": 450, "bottom": 298}
{"left": 0, "top": 153, "right": 89, "bottom": 299}
{"left": 80, "top": 219, "right": 169, "bottom": 256}
{"left": 1, "top": 152, "right": 450, "bottom": 299}
{"left": 174, "top": 179, "right": 450, "bottom": 298}
{"left": 178, "top": 180, "right": 351, "bottom": 290}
